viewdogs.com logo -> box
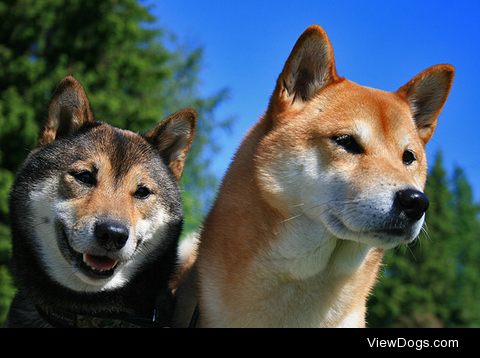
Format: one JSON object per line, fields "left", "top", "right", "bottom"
{"left": 367, "top": 338, "right": 458, "bottom": 350}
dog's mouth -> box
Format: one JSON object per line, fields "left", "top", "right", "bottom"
{"left": 69, "top": 247, "right": 120, "bottom": 278}
{"left": 82, "top": 254, "right": 119, "bottom": 276}
{"left": 61, "top": 229, "right": 121, "bottom": 279}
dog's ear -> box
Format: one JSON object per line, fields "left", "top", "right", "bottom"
{"left": 145, "top": 109, "right": 197, "bottom": 181}
{"left": 38, "top": 76, "right": 95, "bottom": 147}
{"left": 397, "top": 64, "right": 454, "bottom": 144}
{"left": 271, "top": 25, "right": 341, "bottom": 113}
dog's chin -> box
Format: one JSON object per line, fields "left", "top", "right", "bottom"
{"left": 323, "top": 213, "right": 424, "bottom": 249}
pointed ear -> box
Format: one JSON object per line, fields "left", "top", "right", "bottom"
{"left": 145, "top": 109, "right": 197, "bottom": 181}
{"left": 273, "top": 25, "right": 340, "bottom": 110}
{"left": 397, "top": 64, "right": 454, "bottom": 144}
{"left": 38, "top": 76, "right": 95, "bottom": 147}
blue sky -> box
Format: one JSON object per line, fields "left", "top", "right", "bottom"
{"left": 147, "top": 0, "right": 480, "bottom": 201}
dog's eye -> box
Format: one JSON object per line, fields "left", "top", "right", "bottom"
{"left": 134, "top": 186, "right": 152, "bottom": 199}
{"left": 72, "top": 170, "right": 96, "bottom": 186}
{"left": 403, "top": 150, "right": 416, "bottom": 165}
{"left": 332, "top": 134, "right": 364, "bottom": 154}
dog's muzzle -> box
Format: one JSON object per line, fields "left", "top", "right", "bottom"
{"left": 60, "top": 218, "right": 134, "bottom": 279}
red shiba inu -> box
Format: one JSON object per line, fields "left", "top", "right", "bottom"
{"left": 173, "top": 25, "right": 454, "bottom": 327}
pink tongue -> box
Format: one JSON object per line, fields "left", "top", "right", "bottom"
{"left": 85, "top": 254, "right": 118, "bottom": 270}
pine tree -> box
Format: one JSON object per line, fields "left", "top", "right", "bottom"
{"left": 450, "top": 166, "right": 480, "bottom": 326}
{"left": 0, "top": 0, "right": 230, "bottom": 325}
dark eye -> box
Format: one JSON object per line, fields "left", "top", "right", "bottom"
{"left": 332, "top": 134, "right": 364, "bottom": 154}
{"left": 72, "top": 170, "right": 96, "bottom": 186}
{"left": 403, "top": 150, "right": 416, "bottom": 165}
{"left": 134, "top": 186, "right": 152, "bottom": 199}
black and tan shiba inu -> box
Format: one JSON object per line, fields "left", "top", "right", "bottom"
{"left": 173, "top": 25, "right": 454, "bottom": 327}
{"left": 6, "top": 77, "right": 196, "bottom": 327}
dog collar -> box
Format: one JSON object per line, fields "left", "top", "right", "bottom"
{"left": 36, "top": 306, "right": 170, "bottom": 328}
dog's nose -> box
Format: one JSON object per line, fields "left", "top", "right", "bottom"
{"left": 95, "top": 221, "right": 130, "bottom": 251}
{"left": 395, "top": 188, "right": 429, "bottom": 221}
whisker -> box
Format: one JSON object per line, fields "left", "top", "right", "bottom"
{"left": 279, "top": 212, "right": 305, "bottom": 225}
{"left": 420, "top": 222, "right": 433, "bottom": 243}
{"left": 405, "top": 241, "right": 418, "bottom": 262}
{"left": 277, "top": 198, "right": 363, "bottom": 227}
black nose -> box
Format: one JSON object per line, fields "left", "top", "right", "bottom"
{"left": 395, "top": 189, "right": 429, "bottom": 221}
{"left": 95, "top": 221, "right": 130, "bottom": 251}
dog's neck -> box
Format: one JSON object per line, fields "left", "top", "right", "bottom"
{"left": 198, "top": 178, "right": 384, "bottom": 327}
{"left": 249, "top": 214, "right": 382, "bottom": 327}
{"left": 267, "top": 214, "right": 368, "bottom": 278}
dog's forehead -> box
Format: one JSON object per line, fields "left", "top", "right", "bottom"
{"left": 319, "top": 81, "right": 408, "bottom": 116}
{"left": 312, "top": 81, "right": 417, "bottom": 138}
{"left": 89, "top": 124, "right": 151, "bottom": 156}
{"left": 71, "top": 124, "right": 167, "bottom": 175}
